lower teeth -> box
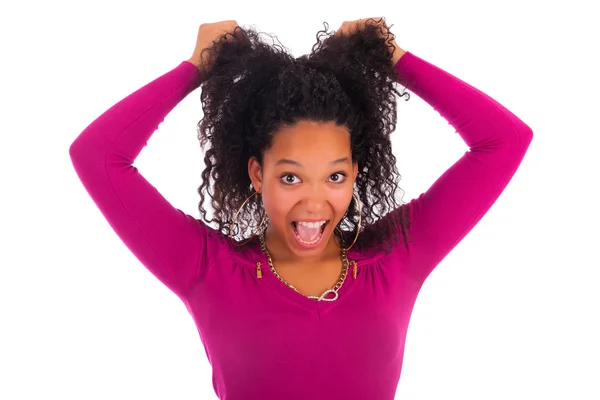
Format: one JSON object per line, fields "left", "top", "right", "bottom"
{"left": 293, "top": 223, "right": 325, "bottom": 245}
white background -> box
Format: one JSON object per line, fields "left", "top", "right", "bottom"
{"left": 2, "top": 0, "right": 599, "bottom": 399}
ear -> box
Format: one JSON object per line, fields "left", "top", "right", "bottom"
{"left": 248, "top": 156, "right": 263, "bottom": 192}
{"left": 352, "top": 161, "right": 359, "bottom": 182}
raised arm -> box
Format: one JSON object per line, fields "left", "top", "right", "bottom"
{"left": 391, "top": 51, "right": 533, "bottom": 284}
{"left": 69, "top": 60, "right": 222, "bottom": 300}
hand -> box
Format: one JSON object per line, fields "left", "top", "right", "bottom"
{"left": 187, "top": 20, "right": 240, "bottom": 74}
{"left": 334, "top": 17, "right": 406, "bottom": 65}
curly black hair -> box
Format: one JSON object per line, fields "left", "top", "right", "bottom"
{"left": 195, "top": 18, "right": 413, "bottom": 256}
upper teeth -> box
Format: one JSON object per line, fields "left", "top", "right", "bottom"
{"left": 297, "top": 220, "right": 327, "bottom": 228}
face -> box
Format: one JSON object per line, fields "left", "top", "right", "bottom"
{"left": 248, "top": 119, "right": 358, "bottom": 261}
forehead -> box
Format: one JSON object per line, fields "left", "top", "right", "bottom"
{"left": 266, "top": 120, "right": 351, "bottom": 162}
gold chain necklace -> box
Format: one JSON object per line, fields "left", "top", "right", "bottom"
{"left": 258, "top": 229, "right": 354, "bottom": 302}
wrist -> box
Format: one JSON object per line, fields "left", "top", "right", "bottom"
{"left": 392, "top": 46, "right": 406, "bottom": 66}
{"left": 186, "top": 57, "right": 201, "bottom": 68}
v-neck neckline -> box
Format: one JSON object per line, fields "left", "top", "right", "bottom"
{"left": 242, "top": 236, "right": 362, "bottom": 315}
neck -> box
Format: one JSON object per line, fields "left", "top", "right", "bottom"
{"left": 263, "top": 223, "right": 341, "bottom": 265}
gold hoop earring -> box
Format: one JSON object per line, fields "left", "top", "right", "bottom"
{"left": 229, "top": 190, "right": 267, "bottom": 247}
{"left": 334, "top": 192, "right": 362, "bottom": 252}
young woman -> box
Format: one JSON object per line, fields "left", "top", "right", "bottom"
{"left": 69, "top": 18, "right": 533, "bottom": 400}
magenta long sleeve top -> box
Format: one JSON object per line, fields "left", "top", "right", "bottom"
{"left": 69, "top": 51, "right": 533, "bottom": 399}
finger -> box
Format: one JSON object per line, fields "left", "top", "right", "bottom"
{"left": 344, "top": 20, "right": 358, "bottom": 35}
{"left": 363, "top": 17, "right": 385, "bottom": 29}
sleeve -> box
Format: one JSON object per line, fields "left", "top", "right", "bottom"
{"left": 391, "top": 51, "right": 534, "bottom": 284}
{"left": 69, "top": 60, "right": 222, "bottom": 300}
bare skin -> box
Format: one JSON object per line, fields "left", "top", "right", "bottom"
{"left": 247, "top": 120, "right": 358, "bottom": 295}
{"left": 270, "top": 257, "right": 347, "bottom": 298}
{"left": 248, "top": 120, "right": 359, "bottom": 266}
{"left": 187, "top": 19, "right": 405, "bottom": 293}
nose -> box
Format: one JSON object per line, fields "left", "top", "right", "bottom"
{"left": 301, "top": 185, "right": 328, "bottom": 214}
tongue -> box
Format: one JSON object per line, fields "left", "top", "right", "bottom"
{"left": 296, "top": 223, "right": 321, "bottom": 242}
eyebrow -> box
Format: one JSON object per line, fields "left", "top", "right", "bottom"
{"left": 275, "top": 157, "right": 350, "bottom": 167}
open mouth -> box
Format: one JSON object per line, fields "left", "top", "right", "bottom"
{"left": 291, "top": 220, "right": 329, "bottom": 246}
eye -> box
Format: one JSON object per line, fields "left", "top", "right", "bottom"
{"left": 328, "top": 172, "right": 347, "bottom": 183}
{"left": 280, "top": 173, "right": 300, "bottom": 185}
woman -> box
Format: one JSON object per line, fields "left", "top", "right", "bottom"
{"left": 69, "top": 18, "right": 533, "bottom": 400}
